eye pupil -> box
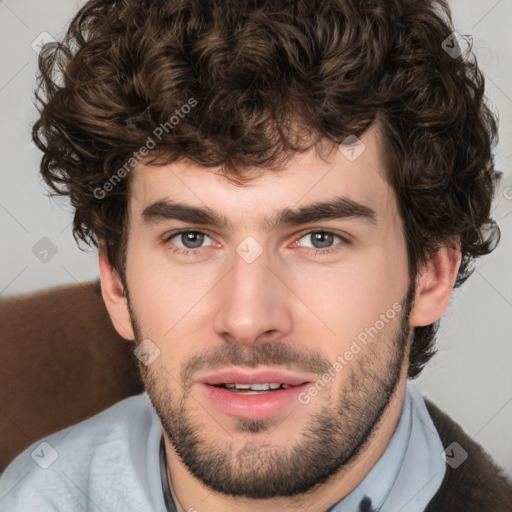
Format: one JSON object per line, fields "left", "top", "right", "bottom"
{"left": 312, "top": 232, "right": 334, "bottom": 249}
{"left": 182, "top": 232, "right": 204, "bottom": 248}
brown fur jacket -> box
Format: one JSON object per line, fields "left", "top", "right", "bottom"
{"left": 424, "top": 401, "right": 512, "bottom": 511}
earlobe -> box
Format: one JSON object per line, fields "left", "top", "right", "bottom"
{"left": 98, "top": 247, "right": 135, "bottom": 340}
{"left": 409, "top": 241, "right": 461, "bottom": 327}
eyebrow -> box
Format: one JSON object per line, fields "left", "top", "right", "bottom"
{"left": 141, "top": 196, "right": 377, "bottom": 230}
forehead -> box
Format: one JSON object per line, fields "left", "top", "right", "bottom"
{"left": 128, "top": 125, "right": 396, "bottom": 230}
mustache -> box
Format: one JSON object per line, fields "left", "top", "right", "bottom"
{"left": 180, "top": 341, "right": 333, "bottom": 387}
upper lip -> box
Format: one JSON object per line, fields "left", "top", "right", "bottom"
{"left": 199, "top": 367, "right": 313, "bottom": 386}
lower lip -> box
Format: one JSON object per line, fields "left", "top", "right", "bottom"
{"left": 200, "top": 383, "right": 310, "bottom": 420}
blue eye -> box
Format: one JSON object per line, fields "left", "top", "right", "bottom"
{"left": 165, "top": 230, "right": 214, "bottom": 253}
{"left": 297, "top": 231, "right": 344, "bottom": 252}
{"left": 164, "top": 229, "right": 347, "bottom": 256}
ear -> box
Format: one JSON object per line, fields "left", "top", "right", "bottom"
{"left": 410, "top": 241, "right": 461, "bottom": 327}
{"left": 98, "top": 246, "right": 135, "bottom": 340}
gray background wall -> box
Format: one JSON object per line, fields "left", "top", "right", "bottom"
{"left": 1, "top": 0, "right": 511, "bottom": 476}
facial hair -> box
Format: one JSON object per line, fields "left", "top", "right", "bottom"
{"left": 126, "top": 283, "right": 414, "bottom": 499}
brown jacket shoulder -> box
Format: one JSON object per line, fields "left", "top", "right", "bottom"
{"left": 425, "top": 400, "right": 512, "bottom": 511}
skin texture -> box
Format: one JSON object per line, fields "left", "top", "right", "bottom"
{"left": 100, "top": 124, "right": 461, "bottom": 512}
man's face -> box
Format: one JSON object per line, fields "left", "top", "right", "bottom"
{"left": 122, "top": 125, "right": 413, "bottom": 498}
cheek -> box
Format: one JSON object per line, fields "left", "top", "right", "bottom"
{"left": 293, "top": 245, "right": 408, "bottom": 351}
{"left": 125, "top": 240, "right": 220, "bottom": 343}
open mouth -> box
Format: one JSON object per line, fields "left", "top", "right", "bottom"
{"left": 212, "top": 383, "right": 298, "bottom": 394}
{"left": 201, "top": 372, "right": 312, "bottom": 419}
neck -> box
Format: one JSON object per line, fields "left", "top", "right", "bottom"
{"left": 164, "top": 374, "right": 408, "bottom": 512}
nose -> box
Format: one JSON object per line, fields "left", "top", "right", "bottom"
{"left": 212, "top": 244, "right": 293, "bottom": 347}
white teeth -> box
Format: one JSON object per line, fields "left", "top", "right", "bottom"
{"left": 247, "top": 383, "right": 270, "bottom": 391}
{"left": 235, "top": 383, "right": 270, "bottom": 391}
{"left": 223, "top": 383, "right": 291, "bottom": 391}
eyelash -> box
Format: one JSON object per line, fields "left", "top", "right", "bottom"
{"left": 163, "top": 229, "right": 348, "bottom": 257}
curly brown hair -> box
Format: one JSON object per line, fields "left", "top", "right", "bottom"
{"left": 33, "top": 0, "right": 500, "bottom": 378}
